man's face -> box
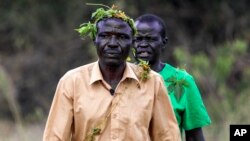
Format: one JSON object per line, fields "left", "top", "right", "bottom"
{"left": 133, "top": 21, "right": 165, "bottom": 64}
{"left": 94, "top": 18, "right": 133, "bottom": 67}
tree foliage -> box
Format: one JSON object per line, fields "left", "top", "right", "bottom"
{"left": 0, "top": 0, "right": 249, "bottom": 126}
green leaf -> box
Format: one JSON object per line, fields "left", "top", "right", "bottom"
{"left": 75, "top": 22, "right": 96, "bottom": 39}
{"left": 92, "top": 127, "right": 101, "bottom": 135}
{"left": 91, "top": 8, "right": 105, "bottom": 19}
{"left": 166, "top": 76, "right": 177, "bottom": 83}
{"left": 179, "top": 79, "right": 189, "bottom": 87}
{"left": 131, "top": 48, "right": 136, "bottom": 57}
{"left": 174, "top": 83, "right": 184, "bottom": 101}
{"left": 138, "top": 58, "right": 148, "bottom": 66}
{"left": 78, "top": 27, "right": 90, "bottom": 36}
{"left": 167, "top": 84, "right": 175, "bottom": 93}
{"left": 166, "top": 75, "right": 189, "bottom": 101}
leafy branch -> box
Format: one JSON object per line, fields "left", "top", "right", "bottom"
{"left": 166, "top": 71, "right": 189, "bottom": 101}
{"left": 75, "top": 3, "right": 136, "bottom": 39}
{"left": 137, "top": 59, "right": 150, "bottom": 82}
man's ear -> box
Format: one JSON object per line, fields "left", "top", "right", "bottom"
{"left": 163, "top": 36, "right": 168, "bottom": 45}
{"left": 162, "top": 36, "right": 168, "bottom": 48}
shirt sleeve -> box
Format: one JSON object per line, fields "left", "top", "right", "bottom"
{"left": 43, "top": 76, "right": 74, "bottom": 141}
{"left": 182, "top": 76, "right": 211, "bottom": 130}
{"left": 150, "top": 76, "right": 181, "bottom": 141}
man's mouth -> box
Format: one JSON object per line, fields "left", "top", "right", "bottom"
{"left": 137, "top": 51, "right": 151, "bottom": 57}
{"left": 105, "top": 52, "right": 121, "bottom": 58}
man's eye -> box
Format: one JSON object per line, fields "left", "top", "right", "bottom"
{"left": 119, "top": 35, "right": 128, "bottom": 40}
{"left": 145, "top": 37, "right": 152, "bottom": 41}
{"left": 145, "top": 37, "right": 155, "bottom": 41}
{"left": 99, "top": 34, "right": 109, "bottom": 38}
{"left": 134, "top": 37, "right": 142, "bottom": 42}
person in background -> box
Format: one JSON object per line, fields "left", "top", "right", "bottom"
{"left": 43, "top": 5, "right": 181, "bottom": 141}
{"left": 133, "top": 13, "right": 211, "bottom": 141}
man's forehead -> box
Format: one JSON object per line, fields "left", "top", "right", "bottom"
{"left": 135, "top": 21, "right": 161, "bottom": 29}
{"left": 98, "top": 18, "right": 130, "bottom": 29}
{"left": 135, "top": 21, "right": 161, "bottom": 35}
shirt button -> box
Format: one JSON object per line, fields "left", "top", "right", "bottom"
{"left": 113, "top": 113, "right": 118, "bottom": 118}
{"left": 112, "top": 135, "right": 117, "bottom": 139}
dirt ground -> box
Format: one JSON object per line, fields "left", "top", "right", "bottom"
{"left": 0, "top": 120, "right": 45, "bottom": 141}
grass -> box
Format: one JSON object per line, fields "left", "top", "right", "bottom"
{"left": 203, "top": 88, "right": 250, "bottom": 141}
{"left": 0, "top": 120, "right": 45, "bottom": 141}
{"left": 0, "top": 66, "right": 26, "bottom": 141}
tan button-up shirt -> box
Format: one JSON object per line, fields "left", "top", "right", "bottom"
{"left": 43, "top": 61, "right": 181, "bottom": 141}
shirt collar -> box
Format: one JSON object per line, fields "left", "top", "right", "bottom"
{"left": 89, "top": 61, "right": 103, "bottom": 85}
{"left": 121, "top": 62, "right": 139, "bottom": 83}
{"left": 89, "top": 61, "right": 140, "bottom": 85}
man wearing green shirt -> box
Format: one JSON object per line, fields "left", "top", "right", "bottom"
{"left": 133, "top": 14, "right": 211, "bottom": 141}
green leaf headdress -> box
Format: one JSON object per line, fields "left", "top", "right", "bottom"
{"left": 75, "top": 3, "right": 137, "bottom": 39}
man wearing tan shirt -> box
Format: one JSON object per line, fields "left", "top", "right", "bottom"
{"left": 43, "top": 5, "right": 181, "bottom": 141}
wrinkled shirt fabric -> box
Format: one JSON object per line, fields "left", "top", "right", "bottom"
{"left": 43, "top": 61, "right": 181, "bottom": 141}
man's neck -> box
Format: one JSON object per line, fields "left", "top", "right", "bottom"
{"left": 150, "top": 61, "right": 165, "bottom": 73}
{"left": 99, "top": 62, "right": 126, "bottom": 90}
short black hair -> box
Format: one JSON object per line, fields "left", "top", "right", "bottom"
{"left": 135, "top": 14, "right": 167, "bottom": 38}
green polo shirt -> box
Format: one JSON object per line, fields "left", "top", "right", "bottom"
{"left": 159, "top": 63, "right": 211, "bottom": 132}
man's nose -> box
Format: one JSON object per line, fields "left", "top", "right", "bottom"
{"left": 138, "top": 40, "right": 149, "bottom": 48}
{"left": 108, "top": 35, "right": 118, "bottom": 48}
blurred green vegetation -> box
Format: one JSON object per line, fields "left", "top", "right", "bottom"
{"left": 0, "top": 0, "right": 249, "bottom": 140}
{"left": 173, "top": 39, "right": 250, "bottom": 140}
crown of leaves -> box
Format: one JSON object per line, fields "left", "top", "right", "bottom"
{"left": 75, "top": 3, "right": 137, "bottom": 39}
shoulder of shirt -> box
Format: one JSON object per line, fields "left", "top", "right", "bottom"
{"left": 166, "top": 63, "right": 194, "bottom": 81}
{"left": 127, "top": 62, "right": 163, "bottom": 80}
